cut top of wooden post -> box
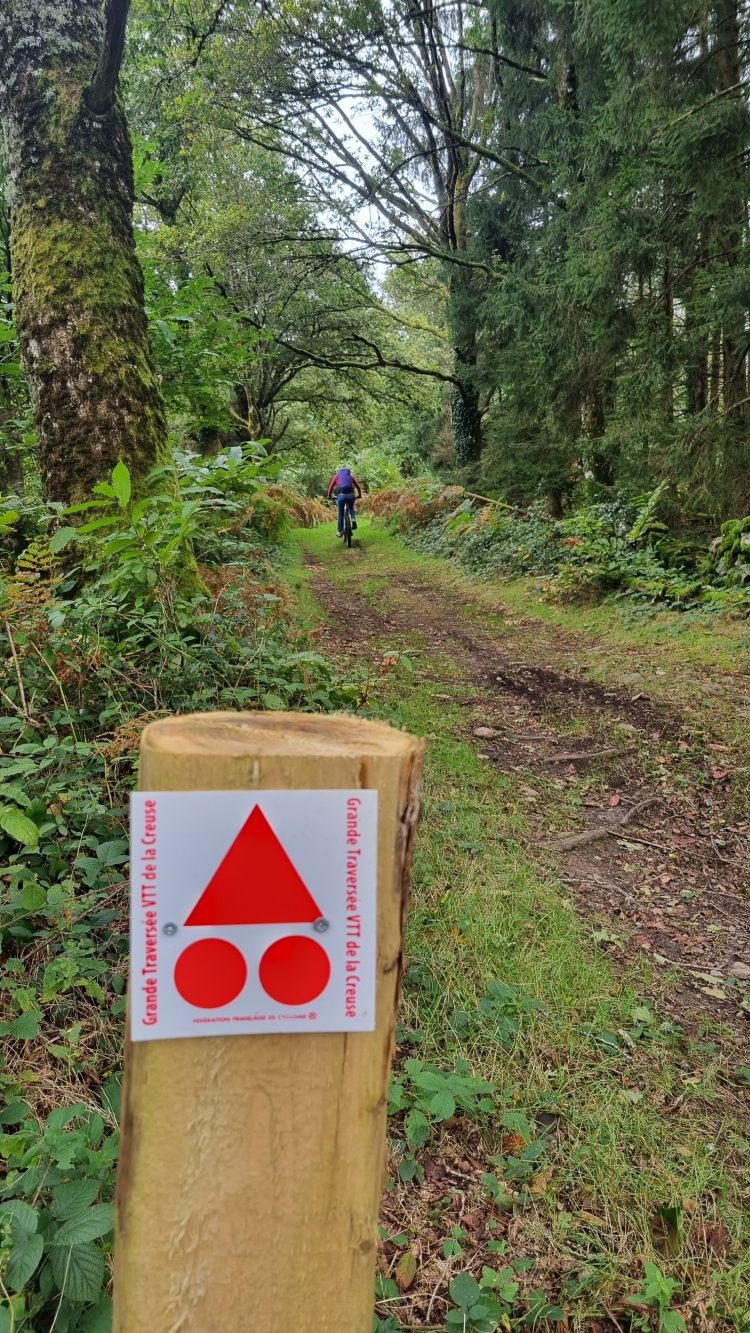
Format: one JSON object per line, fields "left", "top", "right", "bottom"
{"left": 143, "top": 710, "right": 418, "bottom": 753}
{"left": 140, "top": 709, "right": 420, "bottom": 771}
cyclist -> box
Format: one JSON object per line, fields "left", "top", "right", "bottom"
{"left": 327, "top": 464, "right": 363, "bottom": 538}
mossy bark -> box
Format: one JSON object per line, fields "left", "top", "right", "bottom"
{"left": 0, "top": 2, "right": 169, "bottom": 504}
{"left": 448, "top": 264, "right": 483, "bottom": 466}
{"left": 451, "top": 358, "right": 483, "bottom": 466}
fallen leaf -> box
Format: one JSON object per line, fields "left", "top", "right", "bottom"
{"left": 395, "top": 1250, "right": 417, "bottom": 1292}
{"left": 689, "top": 1219, "right": 731, "bottom": 1258}
{"left": 609, "top": 794, "right": 621, "bottom": 807}
{"left": 422, "top": 1155, "right": 442, "bottom": 1182}
{"left": 705, "top": 1220, "right": 731, "bottom": 1256}
{"left": 677, "top": 741, "right": 690, "bottom": 752}
{"left": 711, "top": 767, "right": 729, "bottom": 781}
{"left": 577, "top": 1211, "right": 608, "bottom": 1229}
{"left": 709, "top": 743, "right": 729, "bottom": 753}
{"left": 528, "top": 1167, "right": 554, "bottom": 1195}
{"left": 461, "top": 1208, "right": 487, "bottom": 1237}
{"left": 700, "top": 986, "right": 728, "bottom": 1000}
{"left": 473, "top": 726, "right": 499, "bottom": 738}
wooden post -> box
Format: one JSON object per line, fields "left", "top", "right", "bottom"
{"left": 114, "top": 712, "right": 423, "bottom": 1333}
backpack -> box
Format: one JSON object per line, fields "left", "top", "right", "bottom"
{"left": 337, "top": 467, "right": 353, "bottom": 492}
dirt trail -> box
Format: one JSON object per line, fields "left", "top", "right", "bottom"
{"left": 305, "top": 552, "right": 750, "bottom": 1046}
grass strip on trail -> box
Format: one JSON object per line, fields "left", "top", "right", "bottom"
{"left": 287, "top": 518, "right": 750, "bottom": 1332}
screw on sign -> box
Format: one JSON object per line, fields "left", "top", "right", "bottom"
{"left": 129, "top": 789, "right": 378, "bottom": 1038}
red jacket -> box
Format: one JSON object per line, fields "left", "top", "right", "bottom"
{"left": 327, "top": 471, "right": 362, "bottom": 499}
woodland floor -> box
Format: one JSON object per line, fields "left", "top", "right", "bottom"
{"left": 288, "top": 517, "right": 750, "bottom": 1332}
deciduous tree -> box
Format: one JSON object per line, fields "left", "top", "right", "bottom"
{"left": 0, "top": 0, "right": 169, "bottom": 503}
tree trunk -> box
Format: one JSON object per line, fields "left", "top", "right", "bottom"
{"left": 722, "top": 329, "right": 746, "bottom": 420}
{"left": 0, "top": 2, "right": 169, "bottom": 504}
{"left": 685, "top": 339, "right": 709, "bottom": 415}
{"left": 582, "top": 385, "right": 614, "bottom": 484}
{"left": 582, "top": 385, "right": 605, "bottom": 441}
{"left": 709, "top": 328, "right": 722, "bottom": 411}
{"left": 233, "top": 385, "right": 254, "bottom": 442}
{"left": 716, "top": 0, "right": 747, "bottom": 423}
{"left": 684, "top": 264, "right": 709, "bottom": 415}
{"left": 555, "top": 0, "right": 578, "bottom": 115}
{"left": 451, "top": 366, "right": 482, "bottom": 466}
{"left": 662, "top": 257, "right": 674, "bottom": 421}
{"left": 448, "top": 261, "right": 482, "bottom": 465}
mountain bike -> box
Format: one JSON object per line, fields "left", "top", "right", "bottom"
{"left": 327, "top": 495, "right": 357, "bottom": 547}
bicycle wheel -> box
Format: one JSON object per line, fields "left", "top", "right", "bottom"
{"left": 344, "top": 507, "right": 353, "bottom": 548}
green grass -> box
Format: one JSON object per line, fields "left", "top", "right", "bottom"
{"left": 287, "top": 520, "right": 750, "bottom": 1329}
{"left": 497, "top": 577, "right": 749, "bottom": 669}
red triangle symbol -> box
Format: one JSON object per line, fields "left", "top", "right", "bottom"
{"left": 184, "top": 805, "right": 323, "bottom": 926}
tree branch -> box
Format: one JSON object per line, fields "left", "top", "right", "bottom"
{"left": 275, "top": 334, "right": 460, "bottom": 386}
{"left": 86, "top": 0, "right": 131, "bottom": 115}
{"left": 455, "top": 41, "right": 547, "bottom": 82}
{"left": 186, "top": 0, "right": 232, "bottom": 69}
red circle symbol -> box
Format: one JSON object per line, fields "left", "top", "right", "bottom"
{"left": 259, "top": 936, "right": 331, "bottom": 1006}
{"left": 174, "top": 938, "right": 247, "bottom": 1009}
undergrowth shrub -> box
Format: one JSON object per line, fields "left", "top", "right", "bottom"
{"left": 430, "top": 501, "right": 560, "bottom": 578}
{"left": 239, "top": 484, "right": 325, "bottom": 542}
{"left": 368, "top": 482, "right": 464, "bottom": 531}
{"left": 266, "top": 485, "right": 326, "bottom": 529}
{"left": 372, "top": 482, "right": 750, "bottom": 616}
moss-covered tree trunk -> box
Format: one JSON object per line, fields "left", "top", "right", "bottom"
{"left": 451, "top": 351, "right": 483, "bottom": 467}
{"left": 448, "top": 253, "right": 483, "bottom": 467}
{"left": 0, "top": 1, "right": 168, "bottom": 504}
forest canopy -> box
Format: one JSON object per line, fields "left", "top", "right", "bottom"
{"left": 1, "top": 0, "right": 749, "bottom": 521}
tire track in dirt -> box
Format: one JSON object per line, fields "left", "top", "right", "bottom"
{"left": 306, "top": 554, "right": 750, "bottom": 1047}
